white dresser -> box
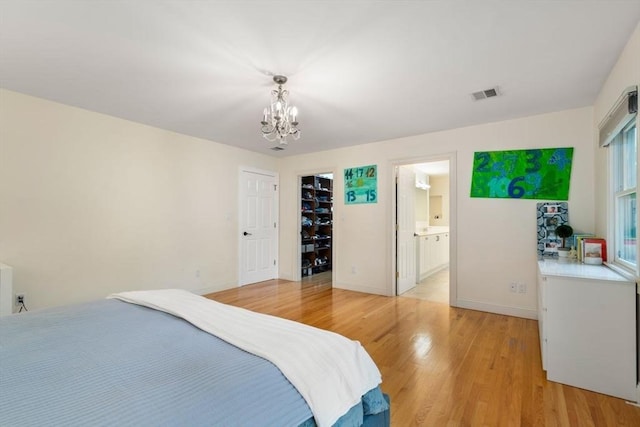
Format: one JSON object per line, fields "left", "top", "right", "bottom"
{"left": 537, "top": 260, "right": 637, "bottom": 401}
{"left": 415, "top": 227, "right": 449, "bottom": 283}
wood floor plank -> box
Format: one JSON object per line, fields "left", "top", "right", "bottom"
{"left": 205, "top": 278, "right": 640, "bottom": 426}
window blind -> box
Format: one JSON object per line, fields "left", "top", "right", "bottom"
{"left": 599, "top": 86, "right": 638, "bottom": 147}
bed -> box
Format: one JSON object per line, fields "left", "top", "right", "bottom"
{"left": 0, "top": 289, "right": 389, "bottom": 427}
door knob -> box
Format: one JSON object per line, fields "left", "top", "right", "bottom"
{"left": 243, "top": 231, "right": 252, "bottom": 236}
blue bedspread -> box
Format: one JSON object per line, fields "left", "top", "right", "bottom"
{"left": 0, "top": 299, "right": 387, "bottom": 426}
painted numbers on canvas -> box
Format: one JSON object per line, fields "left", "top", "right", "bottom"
{"left": 470, "top": 147, "right": 573, "bottom": 200}
{"left": 344, "top": 165, "right": 377, "bottom": 204}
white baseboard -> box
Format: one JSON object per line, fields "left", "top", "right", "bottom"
{"left": 192, "top": 283, "right": 238, "bottom": 296}
{"left": 626, "top": 384, "right": 640, "bottom": 405}
{"left": 333, "top": 281, "right": 393, "bottom": 297}
{"left": 419, "top": 263, "right": 448, "bottom": 282}
{"left": 278, "top": 272, "right": 295, "bottom": 281}
{"left": 192, "top": 286, "right": 219, "bottom": 296}
{"left": 455, "top": 299, "right": 538, "bottom": 320}
{"left": 633, "top": 384, "right": 640, "bottom": 405}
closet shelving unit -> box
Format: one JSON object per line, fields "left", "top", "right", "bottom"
{"left": 301, "top": 175, "right": 333, "bottom": 277}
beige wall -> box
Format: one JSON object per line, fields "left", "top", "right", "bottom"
{"left": 279, "top": 107, "right": 595, "bottom": 318}
{"left": 429, "top": 175, "right": 449, "bottom": 226}
{"left": 415, "top": 188, "right": 429, "bottom": 222}
{"left": 0, "top": 91, "right": 599, "bottom": 319}
{"left": 593, "top": 23, "right": 640, "bottom": 245}
{"left": 0, "top": 89, "right": 278, "bottom": 310}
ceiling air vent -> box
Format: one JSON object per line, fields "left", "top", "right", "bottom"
{"left": 270, "top": 146, "right": 285, "bottom": 151}
{"left": 472, "top": 87, "right": 501, "bottom": 101}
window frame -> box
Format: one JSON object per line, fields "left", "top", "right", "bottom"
{"left": 609, "top": 117, "right": 638, "bottom": 274}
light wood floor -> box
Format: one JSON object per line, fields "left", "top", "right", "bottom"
{"left": 401, "top": 267, "right": 449, "bottom": 303}
{"left": 205, "top": 277, "right": 640, "bottom": 426}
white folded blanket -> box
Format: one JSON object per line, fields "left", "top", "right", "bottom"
{"left": 109, "top": 289, "right": 382, "bottom": 427}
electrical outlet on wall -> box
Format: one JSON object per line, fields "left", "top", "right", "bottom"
{"left": 509, "top": 282, "right": 517, "bottom": 293}
{"left": 518, "top": 282, "right": 527, "bottom": 293}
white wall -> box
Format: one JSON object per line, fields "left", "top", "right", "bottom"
{"left": 279, "top": 107, "right": 595, "bottom": 318}
{"left": 593, "top": 23, "right": 640, "bottom": 244}
{"left": 415, "top": 188, "right": 429, "bottom": 222}
{"left": 0, "top": 89, "right": 278, "bottom": 310}
{"left": 429, "top": 175, "right": 449, "bottom": 226}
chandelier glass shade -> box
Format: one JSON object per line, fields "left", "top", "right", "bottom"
{"left": 261, "top": 75, "right": 300, "bottom": 145}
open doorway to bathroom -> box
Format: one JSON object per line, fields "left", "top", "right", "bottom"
{"left": 396, "top": 159, "right": 452, "bottom": 304}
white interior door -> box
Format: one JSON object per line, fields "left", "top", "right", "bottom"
{"left": 397, "top": 166, "right": 416, "bottom": 294}
{"left": 239, "top": 168, "right": 278, "bottom": 286}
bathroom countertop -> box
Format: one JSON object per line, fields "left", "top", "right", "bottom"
{"left": 415, "top": 226, "right": 449, "bottom": 236}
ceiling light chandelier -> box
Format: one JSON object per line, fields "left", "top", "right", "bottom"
{"left": 261, "top": 75, "right": 300, "bottom": 145}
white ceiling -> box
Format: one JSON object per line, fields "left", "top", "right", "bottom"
{"left": 1, "top": 1, "right": 639, "bottom": 157}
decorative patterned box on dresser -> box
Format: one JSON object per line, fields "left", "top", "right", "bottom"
{"left": 537, "top": 260, "right": 637, "bottom": 401}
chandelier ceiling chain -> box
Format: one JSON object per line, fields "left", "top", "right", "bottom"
{"left": 261, "top": 75, "right": 300, "bottom": 146}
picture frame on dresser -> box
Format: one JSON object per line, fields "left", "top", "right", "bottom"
{"left": 536, "top": 202, "right": 568, "bottom": 259}
{"left": 582, "top": 237, "right": 607, "bottom": 263}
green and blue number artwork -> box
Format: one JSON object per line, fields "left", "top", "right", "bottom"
{"left": 470, "top": 147, "right": 573, "bottom": 200}
{"left": 344, "top": 165, "right": 377, "bottom": 204}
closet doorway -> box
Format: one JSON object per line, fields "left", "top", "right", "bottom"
{"left": 300, "top": 173, "right": 333, "bottom": 285}
{"left": 394, "top": 156, "right": 456, "bottom": 305}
